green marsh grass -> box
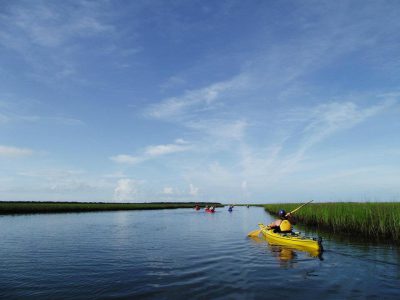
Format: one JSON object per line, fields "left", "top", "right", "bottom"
{"left": 0, "top": 201, "right": 222, "bottom": 215}
{"left": 263, "top": 202, "right": 400, "bottom": 242}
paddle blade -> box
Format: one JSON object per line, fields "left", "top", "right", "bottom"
{"left": 247, "top": 229, "right": 262, "bottom": 237}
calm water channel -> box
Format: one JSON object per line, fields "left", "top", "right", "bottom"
{"left": 0, "top": 207, "right": 399, "bottom": 299}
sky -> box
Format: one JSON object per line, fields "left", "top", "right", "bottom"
{"left": 0, "top": 0, "right": 399, "bottom": 203}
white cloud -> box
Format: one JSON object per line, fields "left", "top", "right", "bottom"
{"left": 145, "top": 143, "right": 190, "bottom": 156}
{"left": 113, "top": 179, "right": 139, "bottom": 202}
{"left": 175, "top": 138, "right": 188, "bottom": 144}
{"left": 163, "top": 187, "right": 174, "bottom": 194}
{"left": 189, "top": 183, "right": 199, "bottom": 196}
{"left": 110, "top": 154, "right": 143, "bottom": 165}
{"left": 0, "top": 145, "right": 33, "bottom": 157}
{"left": 111, "top": 139, "right": 191, "bottom": 165}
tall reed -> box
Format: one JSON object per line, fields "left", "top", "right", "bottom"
{"left": 263, "top": 202, "right": 400, "bottom": 242}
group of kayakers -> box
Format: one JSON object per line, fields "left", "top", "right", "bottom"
{"left": 194, "top": 204, "right": 236, "bottom": 213}
{"left": 194, "top": 204, "right": 216, "bottom": 212}
{"left": 205, "top": 205, "right": 215, "bottom": 212}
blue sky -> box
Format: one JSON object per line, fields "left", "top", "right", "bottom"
{"left": 1, "top": 0, "right": 399, "bottom": 203}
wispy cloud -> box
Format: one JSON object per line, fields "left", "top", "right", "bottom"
{"left": 0, "top": 111, "right": 85, "bottom": 126}
{"left": 160, "top": 75, "right": 186, "bottom": 90}
{"left": 110, "top": 138, "right": 192, "bottom": 165}
{"left": 146, "top": 75, "right": 249, "bottom": 120}
{"left": 0, "top": 2, "right": 113, "bottom": 49}
{"left": 247, "top": 97, "right": 398, "bottom": 183}
{"left": 187, "top": 119, "right": 248, "bottom": 141}
{"left": 0, "top": 1, "right": 115, "bottom": 82}
{"left": 12, "top": 167, "right": 114, "bottom": 200}
{"left": 17, "top": 169, "right": 84, "bottom": 178}
{"left": 181, "top": 96, "right": 398, "bottom": 199}
{"left": 285, "top": 98, "right": 398, "bottom": 168}
{"left": 0, "top": 145, "right": 33, "bottom": 158}
{"left": 0, "top": 96, "right": 85, "bottom": 126}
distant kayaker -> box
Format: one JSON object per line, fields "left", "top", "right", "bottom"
{"left": 268, "top": 209, "right": 296, "bottom": 233}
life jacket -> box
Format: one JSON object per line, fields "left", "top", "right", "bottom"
{"left": 279, "top": 220, "right": 292, "bottom": 232}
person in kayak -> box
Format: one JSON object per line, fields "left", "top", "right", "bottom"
{"left": 268, "top": 209, "right": 296, "bottom": 233}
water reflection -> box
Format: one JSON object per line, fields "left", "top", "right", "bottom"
{"left": 249, "top": 235, "right": 323, "bottom": 269}
{"left": 269, "top": 245, "right": 297, "bottom": 268}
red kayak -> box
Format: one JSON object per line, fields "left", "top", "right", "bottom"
{"left": 205, "top": 208, "right": 215, "bottom": 213}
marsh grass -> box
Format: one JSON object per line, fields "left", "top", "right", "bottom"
{"left": 0, "top": 201, "right": 221, "bottom": 215}
{"left": 263, "top": 202, "right": 400, "bottom": 242}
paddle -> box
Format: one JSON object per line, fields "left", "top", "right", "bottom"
{"left": 286, "top": 199, "right": 313, "bottom": 216}
{"left": 247, "top": 200, "right": 314, "bottom": 237}
{"left": 247, "top": 228, "right": 262, "bottom": 237}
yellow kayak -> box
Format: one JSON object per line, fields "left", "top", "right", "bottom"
{"left": 258, "top": 223, "right": 323, "bottom": 252}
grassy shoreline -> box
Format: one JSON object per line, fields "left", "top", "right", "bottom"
{"left": 0, "top": 201, "right": 222, "bottom": 215}
{"left": 262, "top": 202, "right": 400, "bottom": 242}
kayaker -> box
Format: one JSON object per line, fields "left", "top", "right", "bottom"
{"left": 268, "top": 209, "right": 296, "bottom": 233}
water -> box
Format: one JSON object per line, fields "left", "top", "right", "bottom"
{"left": 0, "top": 207, "right": 399, "bottom": 299}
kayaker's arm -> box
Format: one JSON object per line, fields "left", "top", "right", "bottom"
{"left": 268, "top": 219, "right": 281, "bottom": 228}
{"left": 285, "top": 213, "right": 297, "bottom": 225}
